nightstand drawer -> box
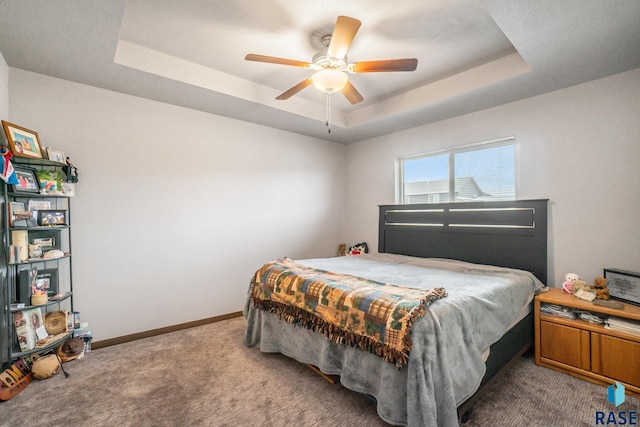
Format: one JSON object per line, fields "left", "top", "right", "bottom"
{"left": 540, "top": 321, "right": 590, "bottom": 370}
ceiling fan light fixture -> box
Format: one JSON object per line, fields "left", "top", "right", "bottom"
{"left": 312, "top": 69, "right": 348, "bottom": 93}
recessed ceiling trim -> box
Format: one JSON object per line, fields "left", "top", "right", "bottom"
{"left": 114, "top": 39, "right": 348, "bottom": 128}
{"left": 346, "top": 52, "right": 532, "bottom": 128}
{"left": 114, "top": 39, "right": 530, "bottom": 132}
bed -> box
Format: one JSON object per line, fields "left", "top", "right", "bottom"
{"left": 244, "top": 199, "right": 548, "bottom": 426}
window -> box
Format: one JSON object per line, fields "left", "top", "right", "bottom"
{"left": 399, "top": 137, "right": 515, "bottom": 204}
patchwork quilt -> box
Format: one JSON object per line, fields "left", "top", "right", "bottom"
{"left": 249, "top": 258, "right": 447, "bottom": 367}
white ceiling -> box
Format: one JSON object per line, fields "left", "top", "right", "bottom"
{"left": 1, "top": 0, "right": 639, "bottom": 144}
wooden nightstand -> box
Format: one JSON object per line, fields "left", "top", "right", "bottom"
{"left": 535, "top": 288, "right": 640, "bottom": 398}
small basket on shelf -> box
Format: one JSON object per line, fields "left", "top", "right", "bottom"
{"left": 31, "top": 294, "right": 48, "bottom": 306}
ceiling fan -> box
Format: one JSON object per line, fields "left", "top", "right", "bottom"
{"left": 245, "top": 16, "right": 418, "bottom": 106}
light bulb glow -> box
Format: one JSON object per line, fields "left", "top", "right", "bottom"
{"left": 312, "top": 69, "right": 348, "bottom": 93}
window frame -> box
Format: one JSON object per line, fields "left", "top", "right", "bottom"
{"left": 397, "top": 136, "right": 516, "bottom": 204}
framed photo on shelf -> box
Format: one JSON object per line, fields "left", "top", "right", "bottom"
{"left": 37, "top": 210, "right": 67, "bottom": 226}
{"left": 10, "top": 167, "right": 41, "bottom": 193}
{"left": 9, "top": 201, "right": 33, "bottom": 226}
{"left": 45, "top": 147, "right": 66, "bottom": 163}
{"left": 13, "top": 310, "right": 36, "bottom": 352}
{"left": 35, "top": 169, "right": 65, "bottom": 194}
{"left": 1, "top": 120, "right": 44, "bottom": 159}
{"left": 9, "top": 201, "right": 26, "bottom": 214}
{"left": 32, "top": 237, "right": 55, "bottom": 248}
{"left": 604, "top": 268, "right": 640, "bottom": 306}
{"left": 37, "top": 268, "right": 59, "bottom": 296}
{"left": 28, "top": 230, "right": 59, "bottom": 252}
{"left": 27, "top": 199, "right": 52, "bottom": 211}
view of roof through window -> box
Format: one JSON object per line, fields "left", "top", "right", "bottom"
{"left": 401, "top": 140, "right": 515, "bottom": 203}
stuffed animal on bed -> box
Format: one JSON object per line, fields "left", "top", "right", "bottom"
{"left": 562, "top": 273, "right": 581, "bottom": 293}
{"left": 592, "top": 277, "right": 610, "bottom": 300}
{"left": 337, "top": 244, "right": 347, "bottom": 257}
{"left": 347, "top": 242, "right": 369, "bottom": 255}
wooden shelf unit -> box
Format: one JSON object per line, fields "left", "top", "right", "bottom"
{"left": 535, "top": 288, "right": 640, "bottom": 398}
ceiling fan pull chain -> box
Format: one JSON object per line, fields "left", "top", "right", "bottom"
{"left": 326, "top": 93, "right": 331, "bottom": 134}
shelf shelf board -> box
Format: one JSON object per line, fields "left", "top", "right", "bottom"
{"left": 8, "top": 190, "right": 70, "bottom": 198}
{"left": 9, "top": 292, "right": 73, "bottom": 313}
{"left": 9, "top": 254, "right": 71, "bottom": 265}
{"left": 10, "top": 331, "right": 72, "bottom": 359}
{"left": 9, "top": 225, "right": 70, "bottom": 231}
{"left": 12, "top": 158, "right": 67, "bottom": 167}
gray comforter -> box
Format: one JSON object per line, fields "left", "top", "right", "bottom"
{"left": 243, "top": 254, "right": 544, "bottom": 426}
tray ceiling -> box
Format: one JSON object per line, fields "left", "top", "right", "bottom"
{"left": 1, "top": 0, "right": 639, "bottom": 143}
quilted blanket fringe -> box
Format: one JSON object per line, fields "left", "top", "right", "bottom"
{"left": 250, "top": 288, "right": 446, "bottom": 368}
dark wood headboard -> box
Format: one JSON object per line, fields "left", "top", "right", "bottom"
{"left": 378, "top": 199, "right": 548, "bottom": 283}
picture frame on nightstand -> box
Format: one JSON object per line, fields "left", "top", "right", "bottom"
{"left": 604, "top": 268, "right": 640, "bottom": 307}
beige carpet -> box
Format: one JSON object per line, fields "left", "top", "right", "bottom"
{"left": 1, "top": 316, "right": 638, "bottom": 426}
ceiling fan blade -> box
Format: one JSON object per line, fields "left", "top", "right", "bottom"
{"left": 327, "top": 16, "right": 361, "bottom": 59}
{"left": 351, "top": 58, "right": 418, "bottom": 73}
{"left": 245, "top": 54, "right": 311, "bottom": 68}
{"left": 275, "top": 79, "right": 313, "bottom": 100}
{"left": 341, "top": 81, "right": 364, "bottom": 105}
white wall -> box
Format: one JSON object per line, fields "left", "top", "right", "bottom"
{"left": 0, "top": 51, "right": 8, "bottom": 121}
{"left": 7, "top": 65, "right": 640, "bottom": 341}
{"left": 8, "top": 69, "right": 346, "bottom": 341}
{"left": 345, "top": 68, "right": 640, "bottom": 287}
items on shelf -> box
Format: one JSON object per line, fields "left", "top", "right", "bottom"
{"left": 73, "top": 324, "right": 93, "bottom": 354}
{"left": 561, "top": 272, "right": 613, "bottom": 302}
{"left": 2, "top": 155, "right": 77, "bottom": 367}
{"left": 575, "top": 288, "right": 596, "bottom": 302}
{"left": 592, "top": 299, "right": 624, "bottom": 309}
{"left": 574, "top": 311, "right": 605, "bottom": 324}
{"left": 561, "top": 272, "right": 581, "bottom": 294}
{"left": 605, "top": 316, "right": 640, "bottom": 336}
{"left": 540, "top": 303, "right": 576, "bottom": 320}
{"left": 541, "top": 303, "right": 606, "bottom": 324}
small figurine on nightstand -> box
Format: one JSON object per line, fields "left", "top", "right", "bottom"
{"left": 592, "top": 277, "right": 610, "bottom": 300}
{"left": 562, "top": 273, "right": 581, "bottom": 293}
{"left": 562, "top": 272, "right": 598, "bottom": 301}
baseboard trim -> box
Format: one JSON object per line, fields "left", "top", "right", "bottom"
{"left": 91, "top": 311, "right": 243, "bottom": 350}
